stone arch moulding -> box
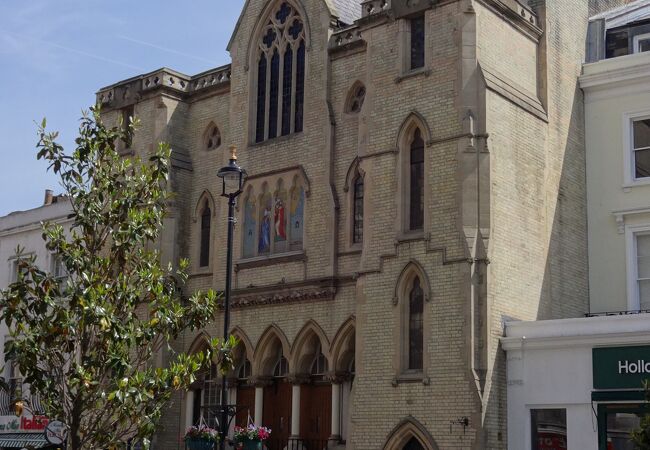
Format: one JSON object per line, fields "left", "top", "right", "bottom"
{"left": 290, "top": 319, "right": 331, "bottom": 373}
{"left": 383, "top": 416, "right": 439, "bottom": 450}
{"left": 244, "top": 0, "right": 312, "bottom": 71}
{"left": 230, "top": 326, "right": 255, "bottom": 362}
{"left": 192, "top": 190, "right": 216, "bottom": 223}
{"left": 343, "top": 157, "right": 365, "bottom": 193}
{"left": 253, "top": 323, "right": 292, "bottom": 376}
{"left": 241, "top": 165, "right": 312, "bottom": 198}
{"left": 330, "top": 316, "right": 355, "bottom": 371}
{"left": 396, "top": 111, "right": 433, "bottom": 150}
{"left": 393, "top": 260, "right": 432, "bottom": 306}
{"left": 188, "top": 331, "right": 212, "bottom": 356}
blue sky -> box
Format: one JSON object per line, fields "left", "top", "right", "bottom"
{"left": 0, "top": 0, "right": 245, "bottom": 216}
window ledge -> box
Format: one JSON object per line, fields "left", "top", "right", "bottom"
{"left": 189, "top": 267, "right": 213, "bottom": 278}
{"left": 395, "top": 67, "right": 431, "bottom": 84}
{"left": 392, "top": 372, "right": 430, "bottom": 386}
{"left": 339, "top": 245, "right": 362, "bottom": 256}
{"left": 236, "top": 250, "right": 306, "bottom": 270}
{"left": 622, "top": 178, "right": 650, "bottom": 190}
{"left": 249, "top": 131, "right": 304, "bottom": 148}
{"left": 396, "top": 231, "right": 428, "bottom": 243}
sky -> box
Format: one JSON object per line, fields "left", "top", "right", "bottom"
{"left": 0, "top": 0, "right": 245, "bottom": 216}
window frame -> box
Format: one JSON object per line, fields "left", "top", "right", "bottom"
{"left": 251, "top": 1, "right": 307, "bottom": 145}
{"left": 401, "top": 13, "right": 427, "bottom": 76}
{"left": 199, "top": 203, "right": 212, "bottom": 268}
{"left": 529, "top": 407, "right": 568, "bottom": 450}
{"left": 633, "top": 32, "right": 650, "bottom": 53}
{"left": 352, "top": 173, "right": 364, "bottom": 245}
{"left": 626, "top": 223, "right": 650, "bottom": 311}
{"left": 622, "top": 110, "right": 650, "bottom": 187}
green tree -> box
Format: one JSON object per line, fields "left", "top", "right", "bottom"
{"left": 632, "top": 381, "right": 650, "bottom": 449}
{"left": 0, "top": 108, "right": 234, "bottom": 449}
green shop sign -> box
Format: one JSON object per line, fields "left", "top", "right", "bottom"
{"left": 593, "top": 345, "right": 650, "bottom": 390}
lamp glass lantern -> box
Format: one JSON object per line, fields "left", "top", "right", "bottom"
{"left": 217, "top": 145, "right": 247, "bottom": 197}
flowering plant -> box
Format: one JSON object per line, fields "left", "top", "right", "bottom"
{"left": 233, "top": 424, "right": 272, "bottom": 442}
{"left": 184, "top": 425, "right": 220, "bottom": 442}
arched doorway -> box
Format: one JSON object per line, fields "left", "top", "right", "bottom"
{"left": 300, "top": 341, "right": 332, "bottom": 448}
{"left": 262, "top": 344, "right": 292, "bottom": 450}
{"left": 235, "top": 358, "right": 254, "bottom": 427}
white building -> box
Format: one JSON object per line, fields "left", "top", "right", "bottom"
{"left": 504, "top": 2, "right": 650, "bottom": 449}
{"left": 0, "top": 191, "right": 72, "bottom": 449}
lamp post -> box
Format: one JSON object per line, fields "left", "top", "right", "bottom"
{"left": 216, "top": 145, "right": 246, "bottom": 450}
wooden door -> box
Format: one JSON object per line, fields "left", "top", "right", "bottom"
{"left": 263, "top": 381, "right": 292, "bottom": 450}
{"left": 235, "top": 385, "right": 255, "bottom": 427}
{"left": 300, "top": 383, "right": 332, "bottom": 449}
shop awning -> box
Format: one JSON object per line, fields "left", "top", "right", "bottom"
{"left": 591, "top": 390, "right": 646, "bottom": 401}
{"left": 0, "top": 432, "right": 49, "bottom": 448}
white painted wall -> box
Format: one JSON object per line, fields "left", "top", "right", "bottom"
{"left": 0, "top": 198, "right": 72, "bottom": 381}
{"left": 580, "top": 51, "right": 650, "bottom": 312}
{"left": 503, "top": 314, "right": 650, "bottom": 450}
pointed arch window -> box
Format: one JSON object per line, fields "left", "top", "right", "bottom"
{"left": 273, "top": 355, "right": 289, "bottom": 378}
{"left": 404, "top": 437, "right": 425, "bottom": 450}
{"left": 238, "top": 359, "right": 252, "bottom": 381}
{"left": 200, "top": 203, "right": 211, "bottom": 267}
{"left": 255, "top": 2, "right": 306, "bottom": 143}
{"left": 409, "top": 129, "right": 425, "bottom": 231}
{"left": 310, "top": 343, "right": 329, "bottom": 377}
{"left": 408, "top": 277, "right": 424, "bottom": 371}
{"left": 205, "top": 124, "right": 221, "bottom": 150}
{"left": 353, "top": 174, "right": 364, "bottom": 244}
{"left": 347, "top": 83, "right": 366, "bottom": 114}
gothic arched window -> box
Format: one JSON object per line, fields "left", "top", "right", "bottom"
{"left": 404, "top": 437, "right": 425, "bottom": 450}
{"left": 205, "top": 124, "right": 221, "bottom": 150}
{"left": 408, "top": 277, "right": 424, "bottom": 371}
{"left": 199, "top": 203, "right": 211, "bottom": 267}
{"left": 347, "top": 83, "right": 366, "bottom": 114}
{"left": 273, "top": 355, "right": 289, "bottom": 378}
{"left": 255, "top": 2, "right": 306, "bottom": 143}
{"left": 353, "top": 174, "right": 364, "bottom": 244}
{"left": 409, "top": 129, "right": 425, "bottom": 231}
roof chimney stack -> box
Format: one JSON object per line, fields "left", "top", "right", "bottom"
{"left": 44, "top": 189, "right": 54, "bottom": 206}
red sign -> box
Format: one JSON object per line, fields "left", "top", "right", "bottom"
{"left": 21, "top": 415, "right": 49, "bottom": 431}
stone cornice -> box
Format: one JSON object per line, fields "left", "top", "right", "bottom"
{"left": 476, "top": 0, "right": 541, "bottom": 42}
{"left": 580, "top": 54, "right": 650, "bottom": 91}
{"left": 231, "top": 285, "right": 337, "bottom": 309}
{"left": 96, "top": 65, "right": 231, "bottom": 110}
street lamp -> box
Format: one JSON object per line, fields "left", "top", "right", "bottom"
{"left": 216, "top": 145, "right": 246, "bottom": 450}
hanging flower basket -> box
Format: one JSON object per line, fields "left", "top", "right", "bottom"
{"left": 184, "top": 425, "right": 219, "bottom": 450}
{"left": 233, "top": 424, "right": 271, "bottom": 450}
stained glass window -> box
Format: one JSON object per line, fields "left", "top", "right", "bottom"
{"left": 282, "top": 44, "right": 293, "bottom": 136}
{"left": 295, "top": 41, "right": 306, "bottom": 133}
{"left": 255, "top": 3, "right": 306, "bottom": 142}
{"left": 269, "top": 49, "right": 280, "bottom": 139}
{"left": 410, "top": 129, "right": 425, "bottom": 230}
{"left": 256, "top": 55, "right": 267, "bottom": 143}
{"left": 410, "top": 15, "right": 425, "bottom": 70}
{"left": 408, "top": 277, "right": 424, "bottom": 371}
{"left": 353, "top": 174, "right": 364, "bottom": 244}
{"left": 200, "top": 204, "right": 211, "bottom": 267}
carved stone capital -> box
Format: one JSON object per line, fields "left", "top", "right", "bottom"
{"left": 250, "top": 377, "right": 273, "bottom": 388}
{"left": 287, "top": 373, "right": 310, "bottom": 385}
{"left": 324, "top": 371, "right": 350, "bottom": 384}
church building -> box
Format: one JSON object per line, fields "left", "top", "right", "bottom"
{"left": 96, "top": 0, "right": 628, "bottom": 448}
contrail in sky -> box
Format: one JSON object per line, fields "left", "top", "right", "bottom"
{"left": 0, "top": 29, "right": 146, "bottom": 71}
{"left": 116, "top": 35, "right": 216, "bottom": 64}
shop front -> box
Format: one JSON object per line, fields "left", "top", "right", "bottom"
{"left": 0, "top": 413, "right": 56, "bottom": 449}
{"left": 502, "top": 314, "right": 650, "bottom": 450}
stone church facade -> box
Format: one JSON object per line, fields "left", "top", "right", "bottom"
{"left": 96, "top": 0, "right": 627, "bottom": 448}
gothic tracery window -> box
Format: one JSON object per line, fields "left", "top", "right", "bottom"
{"left": 205, "top": 124, "right": 221, "bottom": 150}
{"left": 255, "top": 2, "right": 306, "bottom": 143}
{"left": 200, "top": 202, "right": 211, "bottom": 267}
{"left": 404, "top": 437, "right": 425, "bottom": 450}
{"left": 353, "top": 174, "right": 364, "bottom": 244}
{"left": 408, "top": 277, "right": 424, "bottom": 371}
{"left": 347, "top": 83, "right": 366, "bottom": 114}
{"left": 409, "top": 129, "right": 425, "bottom": 231}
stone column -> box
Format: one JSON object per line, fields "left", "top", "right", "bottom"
{"left": 254, "top": 386, "right": 264, "bottom": 426}
{"left": 327, "top": 373, "right": 346, "bottom": 443}
{"left": 288, "top": 374, "right": 309, "bottom": 440}
{"left": 185, "top": 390, "right": 195, "bottom": 429}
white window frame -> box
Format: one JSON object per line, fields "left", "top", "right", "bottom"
{"left": 633, "top": 32, "right": 650, "bottom": 53}
{"left": 625, "top": 223, "right": 650, "bottom": 311}
{"left": 622, "top": 110, "right": 650, "bottom": 187}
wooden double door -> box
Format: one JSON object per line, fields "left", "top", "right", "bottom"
{"left": 235, "top": 385, "right": 256, "bottom": 427}
{"left": 300, "top": 383, "right": 332, "bottom": 448}
{"left": 263, "top": 381, "right": 292, "bottom": 450}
